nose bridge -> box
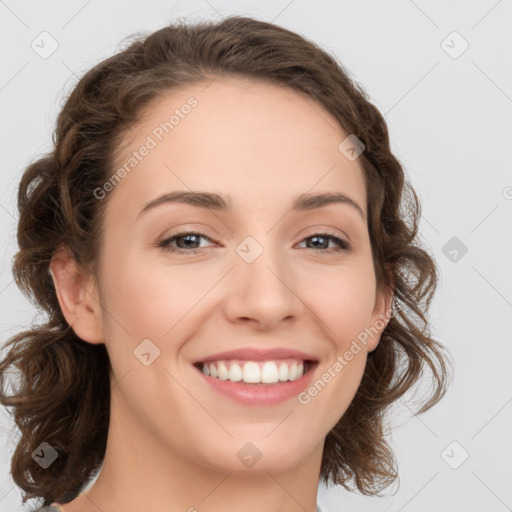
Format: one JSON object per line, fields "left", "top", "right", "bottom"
{"left": 236, "top": 233, "right": 289, "bottom": 290}
{"left": 225, "top": 232, "right": 301, "bottom": 327}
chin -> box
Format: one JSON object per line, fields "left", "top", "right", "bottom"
{"left": 198, "top": 437, "right": 313, "bottom": 475}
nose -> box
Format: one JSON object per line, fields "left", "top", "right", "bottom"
{"left": 222, "top": 239, "right": 304, "bottom": 331}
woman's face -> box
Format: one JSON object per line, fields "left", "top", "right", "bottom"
{"left": 92, "top": 76, "right": 391, "bottom": 475}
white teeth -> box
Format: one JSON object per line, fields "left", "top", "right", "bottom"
{"left": 261, "top": 362, "right": 279, "bottom": 383}
{"left": 209, "top": 363, "right": 218, "bottom": 378}
{"left": 217, "top": 361, "right": 229, "bottom": 380}
{"left": 278, "top": 362, "right": 288, "bottom": 381}
{"left": 200, "top": 359, "right": 309, "bottom": 384}
{"left": 242, "top": 361, "right": 261, "bottom": 383}
{"left": 229, "top": 363, "right": 243, "bottom": 382}
{"left": 288, "top": 362, "right": 297, "bottom": 381}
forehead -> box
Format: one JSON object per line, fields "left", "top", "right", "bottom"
{"left": 108, "top": 75, "right": 367, "bottom": 218}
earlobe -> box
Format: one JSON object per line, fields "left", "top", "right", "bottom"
{"left": 49, "top": 247, "right": 105, "bottom": 344}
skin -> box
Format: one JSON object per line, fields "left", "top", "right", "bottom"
{"left": 50, "top": 75, "right": 393, "bottom": 512}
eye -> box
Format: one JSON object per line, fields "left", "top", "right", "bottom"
{"left": 157, "top": 230, "right": 351, "bottom": 254}
{"left": 157, "top": 231, "right": 215, "bottom": 253}
{"left": 296, "top": 232, "right": 351, "bottom": 253}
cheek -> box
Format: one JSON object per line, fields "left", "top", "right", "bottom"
{"left": 301, "top": 263, "right": 377, "bottom": 345}
{"left": 297, "top": 264, "right": 376, "bottom": 417}
{"left": 96, "top": 256, "right": 211, "bottom": 395}
{"left": 327, "top": 355, "right": 367, "bottom": 431}
{"left": 100, "top": 253, "right": 205, "bottom": 340}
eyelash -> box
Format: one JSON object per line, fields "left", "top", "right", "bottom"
{"left": 156, "top": 230, "right": 351, "bottom": 255}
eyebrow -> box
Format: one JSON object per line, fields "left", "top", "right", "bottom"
{"left": 137, "top": 190, "right": 366, "bottom": 222}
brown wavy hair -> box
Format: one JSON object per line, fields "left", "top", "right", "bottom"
{"left": 0, "top": 15, "right": 452, "bottom": 508}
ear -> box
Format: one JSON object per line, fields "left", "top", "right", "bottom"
{"left": 367, "top": 271, "right": 395, "bottom": 353}
{"left": 49, "top": 246, "right": 105, "bottom": 344}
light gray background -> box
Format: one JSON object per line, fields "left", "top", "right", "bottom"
{"left": 1, "top": 1, "right": 511, "bottom": 511}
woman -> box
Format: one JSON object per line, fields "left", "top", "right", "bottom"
{"left": 0, "top": 16, "right": 452, "bottom": 512}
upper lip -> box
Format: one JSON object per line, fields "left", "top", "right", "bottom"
{"left": 193, "top": 347, "right": 318, "bottom": 364}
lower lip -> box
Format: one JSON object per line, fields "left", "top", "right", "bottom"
{"left": 195, "top": 363, "right": 318, "bottom": 406}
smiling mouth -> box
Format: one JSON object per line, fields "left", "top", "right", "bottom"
{"left": 193, "top": 359, "right": 317, "bottom": 385}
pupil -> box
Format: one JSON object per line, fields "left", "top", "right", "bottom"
{"left": 310, "top": 236, "right": 327, "bottom": 249}
{"left": 181, "top": 234, "right": 199, "bottom": 248}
